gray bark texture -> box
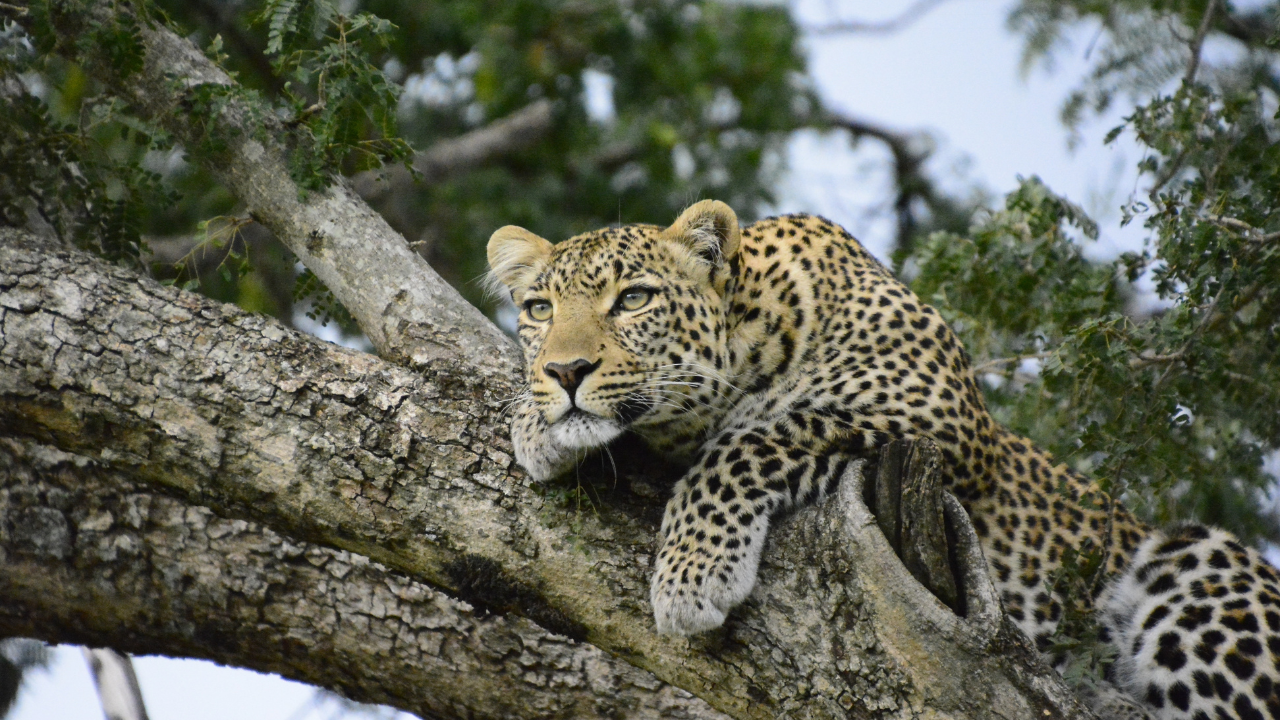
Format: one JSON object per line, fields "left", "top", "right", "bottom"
{"left": 0, "top": 231, "right": 1092, "bottom": 719}
{"left": 1, "top": 1, "right": 1099, "bottom": 718}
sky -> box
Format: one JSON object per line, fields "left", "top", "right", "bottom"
{"left": 780, "top": 0, "right": 1146, "bottom": 263}
{"left": 6, "top": 1, "right": 1184, "bottom": 718}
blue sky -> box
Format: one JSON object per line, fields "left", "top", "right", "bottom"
{"left": 8, "top": 2, "right": 1164, "bottom": 718}
{"left": 780, "top": 0, "right": 1144, "bottom": 262}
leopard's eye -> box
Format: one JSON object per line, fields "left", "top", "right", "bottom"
{"left": 617, "top": 288, "right": 654, "bottom": 312}
{"left": 525, "top": 299, "right": 553, "bottom": 321}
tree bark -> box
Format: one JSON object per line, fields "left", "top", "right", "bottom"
{"left": 2, "top": 2, "right": 1099, "bottom": 717}
{"left": 0, "top": 433, "right": 718, "bottom": 720}
{"left": 0, "top": 229, "right": 1092, "bottom": 719}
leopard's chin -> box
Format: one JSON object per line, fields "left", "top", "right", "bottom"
{"left": 549, "top": 409, "right": 623, "bottom": 449}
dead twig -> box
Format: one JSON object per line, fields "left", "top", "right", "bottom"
{"left": 1205, "top": 214, "right": 1280, "bottom": 243}
{"left": 806, "top": 0, "right": 951, "bottom": 36}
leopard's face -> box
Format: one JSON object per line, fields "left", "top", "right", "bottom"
{"left": 487, "top": 203, "right": 741, "bottom": 457}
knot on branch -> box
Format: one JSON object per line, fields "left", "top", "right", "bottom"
{"left": 864, "top": 439, "right": 961, "bottom": 614}
{"left": 835, "top": 437, "right": 1004, "bottom": 648}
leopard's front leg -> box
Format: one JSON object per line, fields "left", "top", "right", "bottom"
{"left": 650, "top": 422, "right": 853, "bottom": 634}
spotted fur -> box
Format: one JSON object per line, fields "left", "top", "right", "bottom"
{"left": 487, "top": 201, "right": 1279, "bottom": 719}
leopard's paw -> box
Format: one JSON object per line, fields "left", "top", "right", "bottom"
{"left": 648, "top": 520, "right": 767, "bottom": 635}
{"left": 651, "top": 581, "right": 728, "bottom": 635}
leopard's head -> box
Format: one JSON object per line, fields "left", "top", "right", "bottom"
{"left": 487, "top": 200, "right": 741, "bottom": 456}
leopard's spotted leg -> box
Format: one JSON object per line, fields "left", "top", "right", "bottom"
{"left": 650, "top": 421, "right": 854, "bottom": 635}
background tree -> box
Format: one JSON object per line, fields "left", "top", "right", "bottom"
{"left": 910, "top": 0, "right": 1280, "bottom": 540}
{"left": 4, "top": 0, "right": 823, "bottom": 327}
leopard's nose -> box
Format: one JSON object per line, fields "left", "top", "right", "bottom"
{"left": 544, "top": 359, "right": 602, "bottom": 397}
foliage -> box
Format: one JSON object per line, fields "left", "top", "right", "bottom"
{"left": 2, "top": 0, "right": 820, "bottom": 317}
{"left": 256, "top": 0, "right": 414, "bottom": 188}
{"left": 908, "top": 0, "right": 1280, "bottom": 562}
{"left": 1009, "top": 0, "right": 1280, "bottom": 138}
{"left": 0, "top": 21, "right": 173, "bottom": 264}
{"left": 348, "top": 0, "right": 818, "bottom": 304}
{"left": 1042, "top": 543, "right": 1116, "bottom": 690}
{"left": 909, "top": 5, "right": 1280, "bottom": 673}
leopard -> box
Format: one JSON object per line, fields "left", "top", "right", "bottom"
{"left": 486, "top": 200, "right": 1280, "bottom": 720}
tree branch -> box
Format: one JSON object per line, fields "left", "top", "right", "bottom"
{"left": 826, "top": 111, "right": 938, "bottom": 257}
{"left": 185, "top": 0, "right": 285, "bottom": 95}
{"left": 805, "top": 0, "right": 950, "bottom": 36}
{"left": 82, "top": 648, "right": 150, "bottom": 720}
{"left": 971, "top": 352, "right": 1051, "bottom": 374}
{"left": 352, "top": 100, "right": 556, "bottom": 202}
{"left": 1217, "top": 9, "right": 1277, "bottom": 48}
{"left": 0, "top": 433, "right": 721, "bottom": 720}
{"left": 0, "top": 230, "right": 1095, "bottom": 719}
{"left": 1184, "top": 0, "right": 1220, "bottom": 86}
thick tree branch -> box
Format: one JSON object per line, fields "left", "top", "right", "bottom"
{"left": 0, "top": 433, "right": 721, "bottom": 720}
{"left": 352, "top": 100, "right": 556, "bottom": 202}
{"left": 185, "top": 0, "right": 284, "bottom": 95}
{"left": 0, "top": 231, "right": 1095, "bottom": 719}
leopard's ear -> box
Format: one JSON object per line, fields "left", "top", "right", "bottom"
{"left": 665, "top": 200, "right": 740, "bottom": 265}
{"left": 486, "top": 226, "right": 554, "bottom": 302}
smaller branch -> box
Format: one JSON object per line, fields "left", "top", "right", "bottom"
{"left": 826, "top": 111, "right": 937, "bottom": 257}
{"left": 83, "top": 648, "right": 150, "bottom": 720}
{"left": 353, "top": 99, "right": 555, "bottom": 201}
{"left": 1184, "top": 0, "right": 1221, "bottom": 86}
{"left": 1225, "top": 369, "right": 1271, "bottom": 390}
{"left": 1128, "top": 350, "right": 1185, "bottom": 369}
{"left": 1207, "top": 214, "right": 1257, "bottom": 233}
{"left": 1205, "top": 214, "right": 1280, "bottom": 243}
{"left": 38, "top": 2, "right": 516, "bottom": 371}
{"left": 1219, "top": 9, "right": 1279, "bottom": 47}
{"left": 1149, "top": 286, "right": 1224, "bottom": 390}
{"left": 972, "top": 352, "right": 1050, "bottom": 375}
{"left": 805, "top": 0, "right": 949, "bottom": 36}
